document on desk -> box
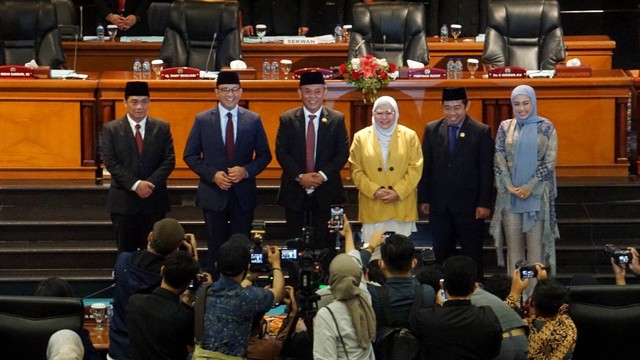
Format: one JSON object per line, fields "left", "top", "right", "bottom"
{"left": 243, "top": 35, "right": 335, "bottom": 44}
{"left": 51, "top": 70, "right": 89, "bottom": 79}
{"left": 119, "top": 36, "right": 164, "bottom": 43}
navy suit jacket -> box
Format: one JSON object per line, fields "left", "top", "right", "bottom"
{"left": 183, "top": 106, "right": 272, "bottom": 212}
{"left": 275, "top": 106, "right": 349, "bottom": 211}
{"left": 418, "top": 115, "right": 494, "bottom": 213}
{"left": 101, "top": 116, "right": 175, "bottom": 215}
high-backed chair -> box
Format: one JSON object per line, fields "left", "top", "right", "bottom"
{"left": 482, "top": 0, "right": 565, "bottom": 70}
{"left": 0, "top": 295, "right": 84, "bottom": 360}
{"left": 159, "top": 0, "right": 241, "bottom": 70}
{"left": 348, "top": 2, "right": 429, "bottom": 67}
{"left": 568, "top": 285, "right": 640, "bottom": 359}
{"left": 0, "top": 0, "right": 66, "bottom": 68}
{"left": 147, "top": 2, "right": 171, "bottom": 36}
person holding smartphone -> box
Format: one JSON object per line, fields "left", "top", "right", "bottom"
{"left": 348, "top": 96, "right": 423, "bottom": 256}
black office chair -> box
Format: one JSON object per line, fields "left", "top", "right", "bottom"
{"left": 0, "top": 295, "right": 84, "bottom": 360}
{"left": 159, "top": 0, "right": 241, "bottom": 70}
{"left": 348, "top": 2, "right": 429, "bottom": 67}
{"left": 568, "top": 285, "right": 640, "bottom": 359}
{"left": 482, "top": 0, "right": 565, "bottom": 70}
{"left": 147, "top": 2, "right": 171, "bottom": 37}
{"left": 0, "top": 0, "right": 66, "bottom": 68}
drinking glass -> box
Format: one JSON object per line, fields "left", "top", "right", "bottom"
{"left": 467, "top": 58, "right": 479, "bottom": 78}
{"left": 91, "top": 303, "right": 107, "bottom": 331}
{"left": 450, "top": 24, "right": 462, "bottom": 41}
{"left": 256, "top": 24, "right": 267, "bottom": 42}
{"left": 151, "top": 59, "right": 164, "bottom": 79}
{"left": 107, "top": 25, "right": 118, "bottom": 41}
{"left": 280, "top": 59, "right": 292, "bottom": 79}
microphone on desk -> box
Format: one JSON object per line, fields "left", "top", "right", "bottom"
{"left": 353, "top": 38, "right": 367, "bottom": 58}
{"left": 79, "top": 6, "right": 84, "bottom": 39}
{"left": 63, "top": 25, "right": 83, "bottom": 79}
{"left": 203, "top": 32, "right": 218, "bottom": 79}
{"left": 382, "top": 34, "right": 387, "bottom": 55}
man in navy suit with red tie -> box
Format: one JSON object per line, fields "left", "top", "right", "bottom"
{"left": 101, "top": 81, "right": 176, "bottom": 253}
{"left": 275, "top": 71, "right": 350, "bottom": 253}
{"left": 184, "top": 71, "right": 272, "bottom": 273}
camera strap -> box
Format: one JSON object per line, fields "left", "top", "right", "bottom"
{"left": 194, "top": 281, "right": 213, "bottom": 343}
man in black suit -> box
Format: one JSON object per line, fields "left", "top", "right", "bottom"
{"left": 239, "top": 0, "right": 310, "bottom": 36}
{"left": 101, "top": 81, "right": 176, "bottom": 253}
{"left": 418, "top": 87, "right": 494, "bottom": 280}
{"left": 275, "top": 71, "right": 349, "bottom": 253}
{"left": 184, "top": 72, "right": 272, "bottom": 274}
{"left": 93, "top": 0, "right": 151, "bottom": 36}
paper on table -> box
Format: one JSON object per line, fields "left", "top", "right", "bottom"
{"left": 51, "top": 70, "right": 89, "bottom": 79}
{"left": 82, "top": 36, "right": 111, "bottom": 41}
{"left": 119, "top": 36, "right": 164, "bottom": 43}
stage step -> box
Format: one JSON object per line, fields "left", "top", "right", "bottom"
{"left": 0, "top": 177, "right": 638, "bottom": 295}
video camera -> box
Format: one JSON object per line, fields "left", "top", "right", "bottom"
{"left": 515, "top": 260, "right": 538, "bottom": 279}
{"left": 604, "top": 244, "right": 633, "bottom": 266}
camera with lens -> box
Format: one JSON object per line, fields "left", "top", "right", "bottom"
{"left": 604, "top": 244, "right": 633, "bottom": 266}
{"left": 515, "top": 260, "right": 537, "bottom": 279}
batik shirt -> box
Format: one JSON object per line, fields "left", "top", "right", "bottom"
{"left": 200, "top": 276, "right": 274, "bottom": 357}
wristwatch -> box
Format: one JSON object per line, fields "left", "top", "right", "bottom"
{"left": 295, "top": 174, "right": 302, "bottom": 182}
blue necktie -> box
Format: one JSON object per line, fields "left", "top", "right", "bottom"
{"left": 448, "top": 125, "right": 458, "bottom": 154}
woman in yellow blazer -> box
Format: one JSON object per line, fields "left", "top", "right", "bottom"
{"left": 349, "top": 96, "right": 424, "bottom": 251}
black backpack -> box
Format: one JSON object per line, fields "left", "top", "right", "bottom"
{"left": 375, "top": 285, "right": 423, "bottom": 360}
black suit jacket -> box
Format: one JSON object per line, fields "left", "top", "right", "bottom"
{"left": 101, "top": 117, "right": 175, "bottom": 215}
{"left": 93, "top": 0, "right": 151, "bottom": 36}
{"left": 239, "top": 0, "right": 310, "bottom": 36}
{"left": 275, "top": 106, "right": 349, "bottom": 211}
{"left": 418, "top": 115, "right": 494, "bottom": 213}
{"left": 427, "top": 0, "right": 488, "bottom": 37}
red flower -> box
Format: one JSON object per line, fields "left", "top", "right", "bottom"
{"left": 389, "top": 63, "right": 397, "bottom": 72}
{"left": 339, "top": 63, "right": 347, "bottom": 74}
{"left": 379, "top": 71, "right": 388, "bottom": 80}
{"left": 350, "top": 70, "right": 360, "bottom": 80}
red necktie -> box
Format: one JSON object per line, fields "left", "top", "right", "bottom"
{"left": 117, "top": 0, "right": 125, "bottom": 13}
{"left": 306, "top": 115, "right": 316, "bottom": 173}
{"left": 225, "top": 112, "right": 234, "bottom": 162}
{"left": 135, "top": 123, "right": 143, "bottom": 155}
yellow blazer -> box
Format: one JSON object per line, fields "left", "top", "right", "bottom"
{"left": 349, "top": 124, "right": 424, "bottom": 223}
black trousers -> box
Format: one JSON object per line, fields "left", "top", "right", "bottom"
{"left": 429, "top": 210, "right": 486, "bottom": 280}
{"left": 111, "top": 211, "right": 165, "bottom": 253}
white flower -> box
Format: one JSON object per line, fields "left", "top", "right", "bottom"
{"left": 376, "top": 58, "right": 389, "bottom": 68}
{"left": 350, "top": 58, "right": 361, "bottom": 70}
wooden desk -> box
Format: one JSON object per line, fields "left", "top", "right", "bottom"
{"left": 85, "top": 321, "right": 109, "bottom": 351}
{"left": 0, "top": 77, "right": 98, "bottom": 179}
{"left": 63, "top": 35, "right": 615, "bottom": 73}
{"left": 96, "top": 69, "right": 632, "bottom": 178}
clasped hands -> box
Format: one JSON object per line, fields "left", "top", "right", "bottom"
{"left": 374, "top": 187, "right": 399, "bottom": 204}
{"left": 107, "top": 14, "right": 137, "bottom": 31}
{"left": 135, "top": 180, "right": 155, "bottom": 199}
{"left": 299, "top": 172, "right": 324, "bottom": 190}
{"left": 214, "top": 167, "right": 247, "bottom": 190}
{"left": 507, "top": 185, "right": 532, "bottom": 200}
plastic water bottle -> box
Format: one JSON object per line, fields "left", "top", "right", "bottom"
{"left": 446, "top": 58, "right": 454, "bottom": 79}
{"left": 440, "top": 24, "right": 448, "bottom": 43}
{"left": 96, "top": 25, "right": 105, "bottom": 42}
{"left": 334, "top": 25, "right": 343, "bottom": 43}
{"left": 455, "top": 58, "right": 463, "bottom": 79}
{"left": 133, "top": 58, "right": 142, "bottom": 79}
{"left": 262, "top": 58, "right": 271, "bottom": 80}
{"left": 271, "top": 59, "right": 279, "bottom": 80}
{"left": 142, "top": 59, "right": 151, "bottom": 80}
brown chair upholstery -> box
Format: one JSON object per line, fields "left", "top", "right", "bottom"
{"left": 348, "top": 2, "right": 429, "bottom": 67}
{"left": 0, "top": 295, "right": 84, "bottom": 360}
{"left": 482, "top": 0, "right": 565, "bottom": 70}
{"left": 0, "top": 0, "right": 66, "bottom": 68}
{"left": 159, "top": 0, "right": 242, "bottom": 70}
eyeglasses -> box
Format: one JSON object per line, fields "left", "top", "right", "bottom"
{"left": 374, "top": 110, "right": 395, "bottom": 116}
{"left": 219, "top": 87, "right": 241, "bottom": 94}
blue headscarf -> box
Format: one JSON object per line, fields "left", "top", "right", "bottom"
{"left": 510, "top": 85, "right": 544, "bottom": 232}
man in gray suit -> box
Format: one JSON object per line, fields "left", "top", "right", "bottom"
{"left": 184, "top": 71, "right": 272, "bottom": 273}
{"left": 101, "top": 81, "right": 176, "bottom": 253}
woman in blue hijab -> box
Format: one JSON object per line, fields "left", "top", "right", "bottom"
{"left": 490, "top": 85, "right": 560, "bottom": 288}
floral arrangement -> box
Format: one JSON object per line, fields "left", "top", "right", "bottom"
{"left": 339, "top": 55, "right": 397, "bottom": 103}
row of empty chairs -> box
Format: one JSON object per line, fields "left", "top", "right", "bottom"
{"left": 0, "top": 0, "right": 565, "bottom": 71}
